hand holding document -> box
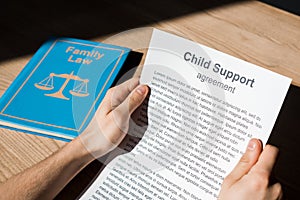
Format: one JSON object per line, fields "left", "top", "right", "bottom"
{"left": 80, "top": 29, "right": 291, "bottom": 200}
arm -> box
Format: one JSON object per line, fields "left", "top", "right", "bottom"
{"left": 0, "top": 78, "right": 282, "bottom": 200}
{"left": 0, "top": 137, "right": 92, "bottom": 200}
{"left": 0, "top": 78, "right": 149, "bottom": 200}
{"left": 218, "top": 139, "right": 283, "bottom": 200}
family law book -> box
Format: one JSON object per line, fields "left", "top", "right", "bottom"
{"left": 0, "top": 38, "right": 130, "bottom": 141}
{"left": 79, "top": 29, "right": 291, "bottom": 200}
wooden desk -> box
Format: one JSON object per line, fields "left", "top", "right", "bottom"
{"left": 1, "top": 0, "right": 300, "bottom": 198}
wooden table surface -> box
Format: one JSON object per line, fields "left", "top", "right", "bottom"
{"left": 1, "top": 0, "right": 300, "bottom": 198}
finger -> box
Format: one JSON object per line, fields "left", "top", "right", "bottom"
{"left": 224, "top": 139, "right": 262, "bottom": 185}
{"left": 250, "top": 145, "right": 279, "bottom": 177}
{"left": 268, "top": 183, "right": 283, "bottom": 200}
{"left": 110, "top": 78, "right": 140, "bottom": 108}
{"left": 116, "top": 84, "right": 148, "bottom": 115}
{"left": 99, "top": 78, "right": 139, "bottom": 114}
{"left": 109, "top": 84, "right": 148, "bottom": 133}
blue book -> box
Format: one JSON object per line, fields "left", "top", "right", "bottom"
{"left": 0, "top": 38, "right": 131, "bottom": 141}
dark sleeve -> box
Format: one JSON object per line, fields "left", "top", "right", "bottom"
{"left": 268, "top": 85, "right": 300, "bottom": 199}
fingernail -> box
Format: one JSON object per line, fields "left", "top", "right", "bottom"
{"left": 136, "top": 85, "right": 146, "bottom": 95}
{"left": 247, "top": 139, "right": 257, "bottom": 151}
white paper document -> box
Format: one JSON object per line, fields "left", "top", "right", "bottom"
{"left": 79, "top": 29, "right": 291, "bottom": 200}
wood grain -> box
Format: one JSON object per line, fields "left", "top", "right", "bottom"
{"left": 0, "top": 0, "right": 299, "bottom": 186}
{"left": 0, "top": 55, "right": 65, "bottom": 182}
{"left": 154, "top": 1, "right": 300, "bottom": 86}
{"left": 0, "top": 129, "right": 65, "bottom": 182}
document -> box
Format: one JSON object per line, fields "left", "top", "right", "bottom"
{"left": 79, "top": 29, "right": 291, "bottom": 200}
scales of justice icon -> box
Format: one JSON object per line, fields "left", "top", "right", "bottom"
{"left": 34, "top": 71, "right": 89, "bottom": 100}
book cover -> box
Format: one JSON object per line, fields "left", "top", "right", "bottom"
{"left": 0, "top": 38, "right": 131, "bottom": 141}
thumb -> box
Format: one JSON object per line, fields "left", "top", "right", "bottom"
{"left": 119, "top": 84, "right": 149, "bottom": 114}
{"left": 128, "top": 84, "right": 149, "bottom": 114}
{"left": 111, "top": 84, "right": 148, "bottom": 129}
{"left": 223, "top": 138, "right": 262, "bottom": 185}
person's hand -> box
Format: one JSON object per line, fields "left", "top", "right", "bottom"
{"left": 218, "top": 139, "right": 283, "bottom": 200}
{"left": 0, "top": 78, "right": 148, "bottom": 200}
{"left": 78, "top": 78, "right": 148, "bottom": 158}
